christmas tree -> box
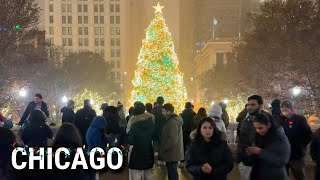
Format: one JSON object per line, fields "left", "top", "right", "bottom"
{"left": 130, "top": 2, "right": 187, "bottom": 111}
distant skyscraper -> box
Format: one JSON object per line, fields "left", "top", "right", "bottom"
{"left": 44, "top": 0, "right": 126, "bottom": 82}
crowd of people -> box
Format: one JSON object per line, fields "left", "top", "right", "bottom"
{"left": 0, "top": 93, "right": 319, "bottom": 180}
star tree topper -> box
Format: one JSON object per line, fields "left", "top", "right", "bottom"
{"left": 153, "top": 2, "right": 165, "bottom": 14}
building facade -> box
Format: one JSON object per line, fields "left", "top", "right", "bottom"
{"left": 44, "top": 0, "right": 126, "bottom": 82}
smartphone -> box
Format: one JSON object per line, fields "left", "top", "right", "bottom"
{"left": 7, "top": 114, "right": 13, "bottom": 120}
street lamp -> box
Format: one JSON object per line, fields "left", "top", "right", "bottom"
{"left": 19, "top": 89, "right": 27, "bottom": 97}
{"left": 292, "top": 87, "right": 301, "bottom": 96}
{"left": 90, "top": 99, "right": 95, "bottom": 105}
{"left": 62, "top": 96, "right": 68, "bottom": 103}
{"left": 211, "top": 101, "right": 215, "bottom": 106}
{"left": 212, "top": 18, "right": 218, "bottom": 39}
{"left": 190, "top": 77, "right": 194, "bottom": 82}
{"left": 223, "top": 98, "right": 229, "bottom": 104}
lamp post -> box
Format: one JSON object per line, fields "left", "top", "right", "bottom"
{"left": 19, "top": 89, "right": 27, "bottom": 97}
{"left": 62, "top": 96, "right": 68, "bottom": 104}
{"left": 212, "top": 18, "right": 218, "bottom": 39}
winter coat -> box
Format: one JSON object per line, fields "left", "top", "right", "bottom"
{"left": 127, "top": 113, "right": 154, "bottom": 133}
{"left": 237, "top": 110, "right": 272, "bottom": 164}
{"left": 208, "top": 105, "right": 227, "bottom": 134}
{"left": 219, "top": 103, "right": 230, "bottom": 128}
{"left": 86, "top": 116, "right": 108, "bottom": 151}
{"left": 310, "top": 131, "right": 320, "bottom": 164}
{"left": 118, "top": 108, "right": 127, "bottom": 128}
{"left": 61, "top": 107, "right": 75, "bottom": 124}
{"left": 151, "top": 106, "right": 166, "bottom": 141}
{"left": 128, "top": 114, "right": 155, "bottom": 170}
{"left": 159, "top": 114, "right": 184, "bottom": 162}
{"left": 186, "top": 139, "right": 233, "bottom": 180}
{"left": 279, "top": 114, "right": 313, "bottom": 160}
{"left": 181, "top": 108, "right": 196, "bottom": 135}
{"left": 242, "top": 127, "right": 290, "bottom": 180}
{"left": 21, "top": 123, "right": 53, "bottom": 147}
{"left": 19, "top": 101, "right": 49, "bottom": 125}
{"left": 75, "top": 106, "right": 97, "bottom": 146}
{"left": 236, "top": 108, "right": 248, "bottom": 136}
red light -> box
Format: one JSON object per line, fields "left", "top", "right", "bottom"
{"left": 289, "top": 121, "right": 294, "bottom": 125}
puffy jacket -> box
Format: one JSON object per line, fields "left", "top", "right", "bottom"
{"left": 186, "top": 139, "right": 233, "bottom": 180}
{"left": 86, "top": 116, "right": 108, "bottom": 151}
{"left": 128, "top": 114, "right": 155, "bottom": 170}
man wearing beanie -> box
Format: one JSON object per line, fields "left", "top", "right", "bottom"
{"left": 280, "top": 100, "right": 312, "bottom": 180}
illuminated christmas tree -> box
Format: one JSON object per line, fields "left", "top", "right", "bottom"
{"left": 130, "top": 2, "right": 187, "bottom": 111}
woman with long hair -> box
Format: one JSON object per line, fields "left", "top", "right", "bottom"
{"left": 186, "top": 117, "right": 233, "bottom": 180}
{"left": 192, "top": 108, "right": 207, "bottom": 130}
{"left": 21, "top": 110, "right": 53, "bottom": 147}
{"left": 244, "top": 113, "right": 290, "bottom": 180}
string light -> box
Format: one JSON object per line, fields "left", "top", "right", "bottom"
{"left": 130, "top": 3, "right": 187, "bottom": 112}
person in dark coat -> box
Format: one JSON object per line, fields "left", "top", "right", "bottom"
{"left": 192, "top": 108, "right": 207, "bottom": 130}
{"left": 145, "top": 103, "right": 153, "bottom": 114}
{"left": 104, "top": 106, "right": 120, "bottom": 147}
{"left": 75, "top": 99, "right": 97, "bottom": 146}
{"left": 151, "top": 96, "right": 167, "bottom": 165}
{"left": 279, "top": 100, "right": 313, "bottom": 180}
{"left": 49, "top": 123, "right": 95, "bottom": 180}
{"left": 21, "top": 110, "right": 53, "bottom": 147}
{"left": 219, "top": 102, "right": 230, "bottom": 129}
{"left": 186, "top": 117, "right": 233, "bottom": 180}
{"left": 310, "top": 127, "right": 320, "bottom": 180}
{"left": 19, "top": 94, "right": 49, "bottom": 126}
{"left": 126, "top": 107, "right": 134, "bottom": 123}
{"left": 236, "top": 104, "right": 248, "bottom": 138}
{"left": 0, "top": 127, "right": 17, "bottom": 179}
{"left": 270, "top": 99, "right": 281, "bottom": 126}
{"left": 61, "top": 100, "right": 75, "bottom": 124}
{"left": 128, "top": 101, "right": 155, "bottom": 179}
{"left": 180, "top": 102, "right": 196, "bottom": 167}
{"left": 243, "top": 113, "right": 290, "bottom": 180}
{"left": 86, "top": 115, "right": 108, "bottom": 151}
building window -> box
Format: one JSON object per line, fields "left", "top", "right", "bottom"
{"left": 226, "top": 53, "right": 234, "bottom": 64}
{"left": 100, "top": 4, "right": 104, "bottom": 12}
{"left": 68, "top": 38, "right": 73, "bottom": 46}
{"left": 84, "top": 4, "right": 88, "bottom": 12}
{"left": 110, "top": 4, "right": 114, "bottom": 12}
{"left": 49, "top": 38, "right": 54, "bottom": 44}
{"left": 111, "top": 49, "right": 115, "bottom": 57}
{"left": 111, "top": 38, "right": 115, "bottom": 46}
{"left": 116, "top": 4, "right": 120, "bottom": 12}
{"left": 78, "top": 16, "right": 82, "bottom": 24}
{"left": 111, "top": 61, "right": 115, "bottom": 68}
{"left": 84, "top": 16, "right": 88, "bottom": 23}
{"left": 62, "top": 38, "right": 67, "bottom": 46}
{"left": 95, "top": 38, "right": 99, "bottom": 46}
{"left": 116, "top": 71, "right": 120, "bottom": 79}
{"left": 68, "top": 27, "right": 72, "bottom": 35}
{"left": 94, "top": 27, "right": 99, "bottom": 35}
{"left": 78, "top": 27, "right": 83, "bottom": 35}
{"left": 68, "top": 16, "right": 72, "bottom": 24}
{"left": 62, "top": 16, "right": 66, "bottom": 24}
{"left": 78, "top": 4, "right": 82, "bottom": 12}
{"left": 67, "top": 4, "right": 72, "bottom": 12}
{"left": 95, "top": 49, "right": 100, "bottom": 54}
{"left": 100, "top": 49, "right": 105, "bottom": 57}
{"left": 216, "top": 53, "right": 224, "bottom": 67}
{"left": 49, "top": 4, "right": 54, "bottom": 12}
{"left": 116, "top": 49, "right": 120, "bottom": 57}
{"left": 111, "top": 72, "right": 115, "bottom": 80}
{"left": 116, "top": 60, "right": 120, "bottom": 68}
{"left": 49, "top": 16, "right": 54, "bottom": 23}
{"left": 62, "top": 27, "right": 66, "bottom": 35}
{"left": 84, "top": 38, "right": 89, "bottom": 46}
{"left": 84, "top": 27, "right": 88, "bottom": 35}
{"left": 116, "top": 16, "right": 120, "bottom": 24}
{"left": 62, "top": 4, "right": 66, "bottom": 12}
{"left": 116, "top": 27, "right": 120, "bottom": 35}
{"left": 100, "top": 27, "right": 104, "bottom": 35}
{"left": 94, "top": 16, "right": 98, "bottom": 24}
{"left": 110, "top": 27, "right": 115, "bottom": 35}
{"left": 100, "top": 38, "right": 104, "bottom": 46}
{"left": 116, "top": 38, "right": 120, "bottom": 46}
{"left": 94, "top": 4, "right": 99, "bottom": 12}
{"left": 79, "top": 38, "right": 83, "bottom": 46}
{"left": 110, "top": 16, "right": 114, "bottom": 24}
{"left": 49, "top": 27, "right": 54, "bottom": 35}
{"left": 100, "top": 16, "right": 104, "bottom": 24}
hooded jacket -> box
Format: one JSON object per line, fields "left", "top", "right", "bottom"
{"left": 128, "top": 114, "right": 155, "bottom": 170}
{"left": 209, "top": 105, "right": 227, "bottom": 134}
{"left": 126, "top": 113, "right": 154, "bottom": 133}
{"left": 159, "top": 114, "right": 184, "bottom": 162}
{"left": 86, "top": 116, "right": 108, "bottom": 151}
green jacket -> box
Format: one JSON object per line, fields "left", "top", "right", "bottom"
{"left": 159, "top": 114, "right": 184, "bottom": 162}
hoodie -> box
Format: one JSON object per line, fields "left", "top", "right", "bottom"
{"left": 209, "top": 105, "right": 227, "bottom": 134}
{"left": 86, "top": 116, "right": 108, "bottom": 151}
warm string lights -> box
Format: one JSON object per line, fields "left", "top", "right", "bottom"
{"left": 130, "top": 3, "right": 187, "bottom": 112}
